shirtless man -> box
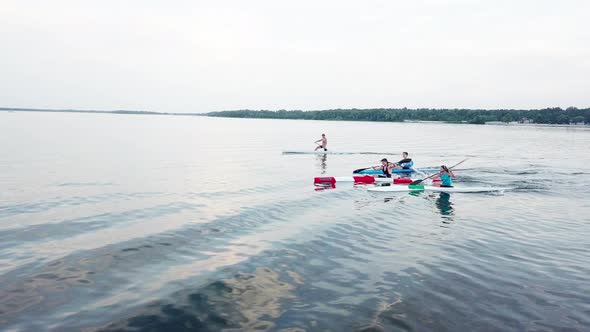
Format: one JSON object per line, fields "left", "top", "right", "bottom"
{"left": 314, "top": 134, "right": 328, "bottom": 151}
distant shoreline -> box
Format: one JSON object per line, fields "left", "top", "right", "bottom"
{"left": 0, "top": 107, "right": 206, "bottom": 117}
{"left": 208, "top": 108, "right": 589, "bottom": 126}
{"left": 2, "top": 107, "right": 589, "bottom": 126}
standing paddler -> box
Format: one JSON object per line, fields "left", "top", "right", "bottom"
{"left": 314, "top": 134, "right": 328, "bottom": 151}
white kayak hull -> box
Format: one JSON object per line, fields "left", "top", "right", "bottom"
{"left": 314, "top": 176, "right": 414, "bottom": 184}
{"left": 368, "top": 185, "right": 510, "bottom": 193}
{"left": 332, "top": 176, "right": 393, "bottom": 183}
{"left": 283, "top": 150, "right": 394, "bottom": 155}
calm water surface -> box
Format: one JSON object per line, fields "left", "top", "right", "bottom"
{"left": 1, "top": 112, "right": 589, "bottom": 331}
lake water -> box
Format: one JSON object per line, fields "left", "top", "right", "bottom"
{"left": 1, "top": 112, "right": 589, "bottom": 331}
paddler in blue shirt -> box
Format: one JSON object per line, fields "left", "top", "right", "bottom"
{"left": 393, "top": 152, "right": 414, "bottom": 169}
{"left": 432, "top": 165, "right": 455, "bottom": 187}
{"left": 372, "top": 158, "right": 394, "bottom": 178}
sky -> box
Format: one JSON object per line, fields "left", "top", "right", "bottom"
{"left": 1, "top": 0, "right": 589, "bottom": 112}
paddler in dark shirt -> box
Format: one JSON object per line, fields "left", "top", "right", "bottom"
{"left": 372, "top": 158, "right": 394, "bottom": 178}
{"left": 393, "top": 152, "right": 414, "bottom": 169}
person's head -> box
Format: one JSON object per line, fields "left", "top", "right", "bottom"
{"left": 402, "top": 152, "right": 409, "bottom": 158}
{"left": 321, "top": 134, "right": 325, "bottom": 137}
{"left": 381, "top": 158, "right": 388, "bottom": 165}
{"left": 440, "top": 165, "right": 449, "bottom": 173}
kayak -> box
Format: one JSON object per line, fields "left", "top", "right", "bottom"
{"left": 358, "top": 169, "right": 414, "bottom": 174}
{"left": 356, "top": 168, "right": 440, "bottom": 175}
{"left": 368, "top": 185, "right": 510, "bottom": 193}
{"left": 314, "top": 176, "right": 414, "bottom": 184}
{"left": 283, "top": 150, "right": 396, "bottom": 155}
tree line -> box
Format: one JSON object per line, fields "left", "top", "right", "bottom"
{"left": 208, "top": 107, "right": 589, "bottom": 125}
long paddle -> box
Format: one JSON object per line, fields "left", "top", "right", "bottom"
{"left": 353, "top": 166, "right": 380, "bottom": 174}
{"left": 409, "top": 158, "right": 468, "bottom": 185}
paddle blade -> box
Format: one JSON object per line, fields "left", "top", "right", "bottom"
{"left": 409, "top": 179, "right": 423, "bottom": 185}
{"left": 353, "top": 165, "right": 380, "bottom": 174}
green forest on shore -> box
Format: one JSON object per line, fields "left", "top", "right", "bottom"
{"left": 208, "top": 108, "right": 589, "bottom": 125}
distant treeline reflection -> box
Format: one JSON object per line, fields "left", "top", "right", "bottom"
{"left": 208, "top": 108, "right": 589, "bottom": 125}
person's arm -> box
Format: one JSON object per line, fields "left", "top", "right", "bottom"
{"left": 449, "top": 170, "right": 456, "bottom": 178}
{"left": 432, "top": 173, "right": 441, "bottom": 180}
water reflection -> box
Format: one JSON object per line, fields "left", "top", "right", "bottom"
{"left": 316, "top": 154, "right": 328, "bottom": 174}
{"left": 314, "top": 183, "right": 335, "bottom": 191}
{"left": 98, "top": 267, "right": 297, "bottom": 332}
{"left": 435, "top": 193, "right": 454, "bottom": 223}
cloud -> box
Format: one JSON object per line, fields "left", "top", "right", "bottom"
{"left": 1, "top": 0, "right": 588, "bottom": 111}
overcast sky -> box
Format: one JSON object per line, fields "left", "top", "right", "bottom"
{"left": 1, "top": 0, "right": 589, "bottom": 112}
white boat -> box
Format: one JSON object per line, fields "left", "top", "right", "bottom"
{"left": 368, "top": 185, "right": 510, "bottom": 193}
{"left": 315, "top": 176, "right": 395, "bottom": 184}
{"left": 314, "top": 175, "right": 416, "bottom": 184}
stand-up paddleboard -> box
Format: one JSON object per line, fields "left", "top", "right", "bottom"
{"left": 314, "top": 176, "right": 415, "bottom": 184}
{"left": 283, "top": 150, "right": 396, "bottom": 155}
{"left": 368, "top": 185, "right": 510, "bottom": 193}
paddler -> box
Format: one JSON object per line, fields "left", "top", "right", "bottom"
{"left": 314, "top": 134, "right": 328, "bottom": 151}
{"left": 393, "top": 152, "right": 414, "bottom": 169}
{"left": 432, "top": 165, "right": 455, "bottom": 187}
{"left": 372, "top": 158, "right": 394, "bottom": 178}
